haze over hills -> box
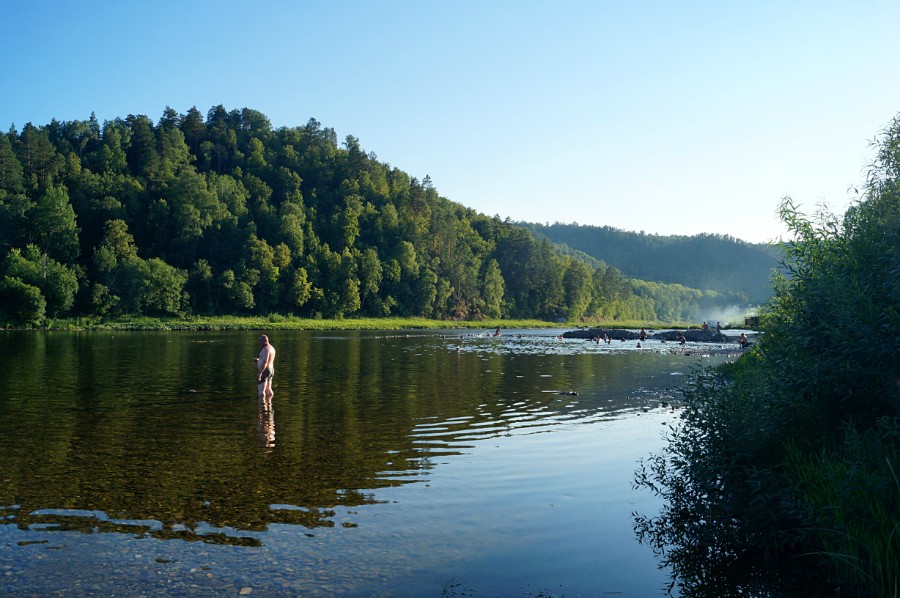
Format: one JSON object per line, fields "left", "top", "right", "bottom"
{"left": 522, "top": 222, "right": 782, "bottom": 307}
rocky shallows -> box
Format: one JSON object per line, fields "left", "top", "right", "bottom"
{"left": 562, "top": 328, "right": 734, "bottom": 343}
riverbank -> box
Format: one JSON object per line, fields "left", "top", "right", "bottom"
{"left": 6, "top": 315, "right": 734, "bottom": 332}
{"left": 19, "top": 315, "right": 569, "bottom": 332}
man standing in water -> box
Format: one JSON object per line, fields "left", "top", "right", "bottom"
{"left": 255, "top": 334, "right": 276, "bottom": 400}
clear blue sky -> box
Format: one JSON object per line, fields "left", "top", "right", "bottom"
{"left": 3, "top": 1, "right": 899, "bottom": 243}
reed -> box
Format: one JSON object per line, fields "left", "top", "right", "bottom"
{"left": 785, "top": 423, "right": 900, "bottom": 597}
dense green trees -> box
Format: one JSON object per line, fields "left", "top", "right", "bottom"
{"left": 3, "top": 245, "right": 78, "bottom": 317}
{"left": 1, "top": 105, "right": 719, "bottom": 325}
{"left": 524, "top": 222, "right": 781, "bottom": 305}
{"left": 634, "top": 116, "right": 900, "bottom": 596}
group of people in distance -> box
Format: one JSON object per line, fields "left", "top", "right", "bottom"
{"left": 591, "top": 326, "right": 749, "bottom": 349}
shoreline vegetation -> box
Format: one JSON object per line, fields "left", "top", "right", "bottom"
{"left": 3, "top": 316, "right": 719, "bottom": 332}
{"left": 634, "top": 116, "right": 900, "bottom": 596}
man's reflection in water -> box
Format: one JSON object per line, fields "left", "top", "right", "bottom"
{"left": 257, "top": 395, "right": 275, "bottom": 449}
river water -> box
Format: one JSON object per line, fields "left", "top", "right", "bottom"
{"left": 0, "top": 329, "right": 739, "bottom": 596}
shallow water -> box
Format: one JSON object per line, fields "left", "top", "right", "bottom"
{"left": 0, "top": 329, "right": 738, "bottom": 596}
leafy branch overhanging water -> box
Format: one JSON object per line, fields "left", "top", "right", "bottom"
{"left": 634, "top": 114, "right": 900, "bottom": 597}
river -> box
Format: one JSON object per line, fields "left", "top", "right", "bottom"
{"left": 0, "top": 329, "right": 741, "bottom": 596}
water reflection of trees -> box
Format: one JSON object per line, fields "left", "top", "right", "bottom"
{"left": 0, "top": 331, "right": 694, "bottom": 544}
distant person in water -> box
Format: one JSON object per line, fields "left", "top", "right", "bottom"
{"left": 255, "top": 334, "right": 276, "bottom": 400}
{"left": 678, "top": 332, "right": 686, "bottom": 345}
{"left": 494, "top": 327, "right": 501, "bottom": 337}
{"left": 738, "top": 333, "right": 749, "bottom": 348}
{"left": 639, "top": 328, "right": 647, "bottom": 341}
{"left": 701, "top": 321, "right": 709, "bottom": 330}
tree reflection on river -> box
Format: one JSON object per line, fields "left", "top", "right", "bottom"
{"left": 0, "top": 329, "right": 739, "bottom": 596}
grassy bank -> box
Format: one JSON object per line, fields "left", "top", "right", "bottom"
{"left": 30, "top": 315, "right": 578, "bottom": 332}
{"left": 7, "top": 315, "right": 723, "bottom": 332}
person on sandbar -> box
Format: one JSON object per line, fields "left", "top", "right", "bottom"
{"left": 255, "top": 334, "right": 276, "bottom": 400}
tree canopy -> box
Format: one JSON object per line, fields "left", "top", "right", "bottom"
{"left": 1, "top": 105, "right": 741, "bottom": 325}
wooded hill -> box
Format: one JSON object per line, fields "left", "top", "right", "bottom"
{"left": 0, "top": 105, "right": 764, "bottom": 325}
{"left": 522, "top": 223, "right": 782, "bottom": 305}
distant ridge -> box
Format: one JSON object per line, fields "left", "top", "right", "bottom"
{"left": 521, "top": 222, "right": 782, "bottom": 305}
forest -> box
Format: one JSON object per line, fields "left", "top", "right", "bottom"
{"left": 0, "top": 105, "right": 760, "bottom": 326}
{"left": 523, "top": 222, "right": 781, "bottom": 305}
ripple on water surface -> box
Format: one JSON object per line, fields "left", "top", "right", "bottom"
{"left": 0, "top": 329, "right": 731, "bottom": 596}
